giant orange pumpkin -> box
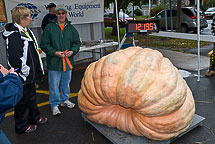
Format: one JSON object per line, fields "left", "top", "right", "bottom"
{"left": 78, "top": 47, "right": 195, "bottom": 141}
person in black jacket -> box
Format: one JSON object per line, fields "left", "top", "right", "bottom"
{"left": 41, "top": 3, "right": 56, "bottom": 30}
{"left": 2, "top": 6, "right": 48, "bottom": 133}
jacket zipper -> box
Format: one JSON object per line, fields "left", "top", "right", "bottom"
{"left": 61, "top": 23, "right": 68, "bottom": 38}
{"left": 27, "top": 30, "right": 36, "bottom": 83}
{"left": 29, "top": 44, "right": 35, "bottom": 83}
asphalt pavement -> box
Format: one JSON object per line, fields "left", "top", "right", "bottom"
{"left": 1, "top": 47, "right": 215, "bottom": 144}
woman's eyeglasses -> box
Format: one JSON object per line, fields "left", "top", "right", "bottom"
{"left": 57, "top": 12, "right": 66, "bottom": 16}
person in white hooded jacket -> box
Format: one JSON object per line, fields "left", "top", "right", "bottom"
{"left": 2, "top": 6, "right": 47, "bottom": 133}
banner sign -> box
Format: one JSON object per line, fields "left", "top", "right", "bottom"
{"left": 4, "top": 0, "right": 104, "bottom": 27}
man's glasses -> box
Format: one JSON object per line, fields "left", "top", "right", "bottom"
{"left": 57, "top": 12, "right": 66, "bottom": 16}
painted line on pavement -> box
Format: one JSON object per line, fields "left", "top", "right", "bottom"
{"left": 5, "top": 90, "right": 78, "bottom": 117}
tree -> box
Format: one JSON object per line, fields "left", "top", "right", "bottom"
{"left": 176, "top": 0, "right": 182, "bottom": 32}
{"left": 149, "top": 0, "right": 154, "bottom": 18}
{"left": 205, "top": 0, "right": 215, "bottom": 7}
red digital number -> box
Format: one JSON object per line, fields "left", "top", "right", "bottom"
{"left": 145, "top": 23, "right": 148, "bottom": 30}
{"left": 136, "top": 23, "right": 141, "bottom": 30}
{"left": 149, "top": 23, "right": 154, "bottom": 30}
{"left": 143, "top": 23, "right": 154, "bottom": 30}
{"left": 134, "top": 22, "right": 155, "bottom": 31}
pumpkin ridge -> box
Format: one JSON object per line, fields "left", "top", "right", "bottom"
{"left": 82, "top": 80, "right": 107, "bottom": 106}
{"left": 118, "top": 49, "right": 164, "bottom": 110}
{"left": 81, "top": 80, "right": 98, "bottom": 105}
{"left": 78, "top": 91, "right": 107, "bottom": 116}
{"left": 115, "top": 48, "right": 145, "bottom": 105}
{"left": 132, "top": 113, "right": 177, "bottom": 140}
{"left": 100, "top": 50, "right": 129, "bottom": 104}
{"left": 132, "top": 110, "right": 194, "bottom": 140}
{"left": 116, "top": 48, "right": 162, "bottom": 108}
{"left": 82, "top": 62, "right": 107, "bottom": 106}
{"left": 92, "top": 57, "right": 107, "bottom": 102}
{"left": 82, "top": 64, "right": 100, "bottom": 105}
{"left": 124, "top": 110, "right": 142, "bottom": 135}
{"left": 143, "top": 58, "right": 176, "bottom": 104}
{"left": 131, "top": 50, "right": 164, "bottom": 109}
{"left": 137, "top": 73, "right": 186, "bottom": 116}
{"left": 134, "top": 90, "right": 194, "bottom": 134}
{"left": 135, "top": 58, "right": 185, "bottom": 116}
{"left": 98, "top": 53, "right": 123, "bottom": 103}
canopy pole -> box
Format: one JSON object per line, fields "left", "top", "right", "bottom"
{"left": 197, "top": 0, "right": 200, "bottom": 82}
{"left": 114, "top": 0, "right": 120, "bottom": 46}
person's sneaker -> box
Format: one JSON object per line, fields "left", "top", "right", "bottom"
{"left": 37, "top": 117, "right": 48, "bottom": 124}
{"left": 25, "top": 125, "right": 37, "bottom": 133}
{"left": 60, "top": 100, "right": 75, "bottom": 109}
{"left": 51, "top": 106, "right": 61, "bottom": 116}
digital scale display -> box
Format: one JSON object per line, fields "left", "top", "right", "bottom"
{"left": 126, "top": 20, "right": 159, "bottom": 34}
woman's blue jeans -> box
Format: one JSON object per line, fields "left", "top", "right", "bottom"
{"left": 48, "top": 70, "right": 72, "bottom": 108}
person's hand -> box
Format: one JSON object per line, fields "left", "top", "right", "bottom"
{"left": 9, "top": 68, "right": 18, "bottom": 76}
{"left": 65, "top": 51, "right": 73, "bottom": 57}
{"left": 0, "top": 64, "right": 9, "bottom": 76}
{"left": 55, "top": 51, "right": 65, "bottom": 58}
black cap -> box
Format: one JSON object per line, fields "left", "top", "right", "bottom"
{"left": 48, "top": 3, "right": 56, "bottom": 8}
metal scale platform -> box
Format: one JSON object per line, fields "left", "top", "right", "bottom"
{"left": 82, "top": 113, "right": 205, "bottom": 144}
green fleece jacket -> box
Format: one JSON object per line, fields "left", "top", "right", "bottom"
{"left": 40, "top": 19, "right": 81, "bottom": 71}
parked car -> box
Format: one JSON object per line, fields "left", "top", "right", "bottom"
{"left": 150, "top": 7, "right": 208, "bottom": 33}
{"left": 104, "top": 12, "right": 135, "bottom": 27}
{"left": 204, "top": 7, "right": 215, "bottom": 19}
